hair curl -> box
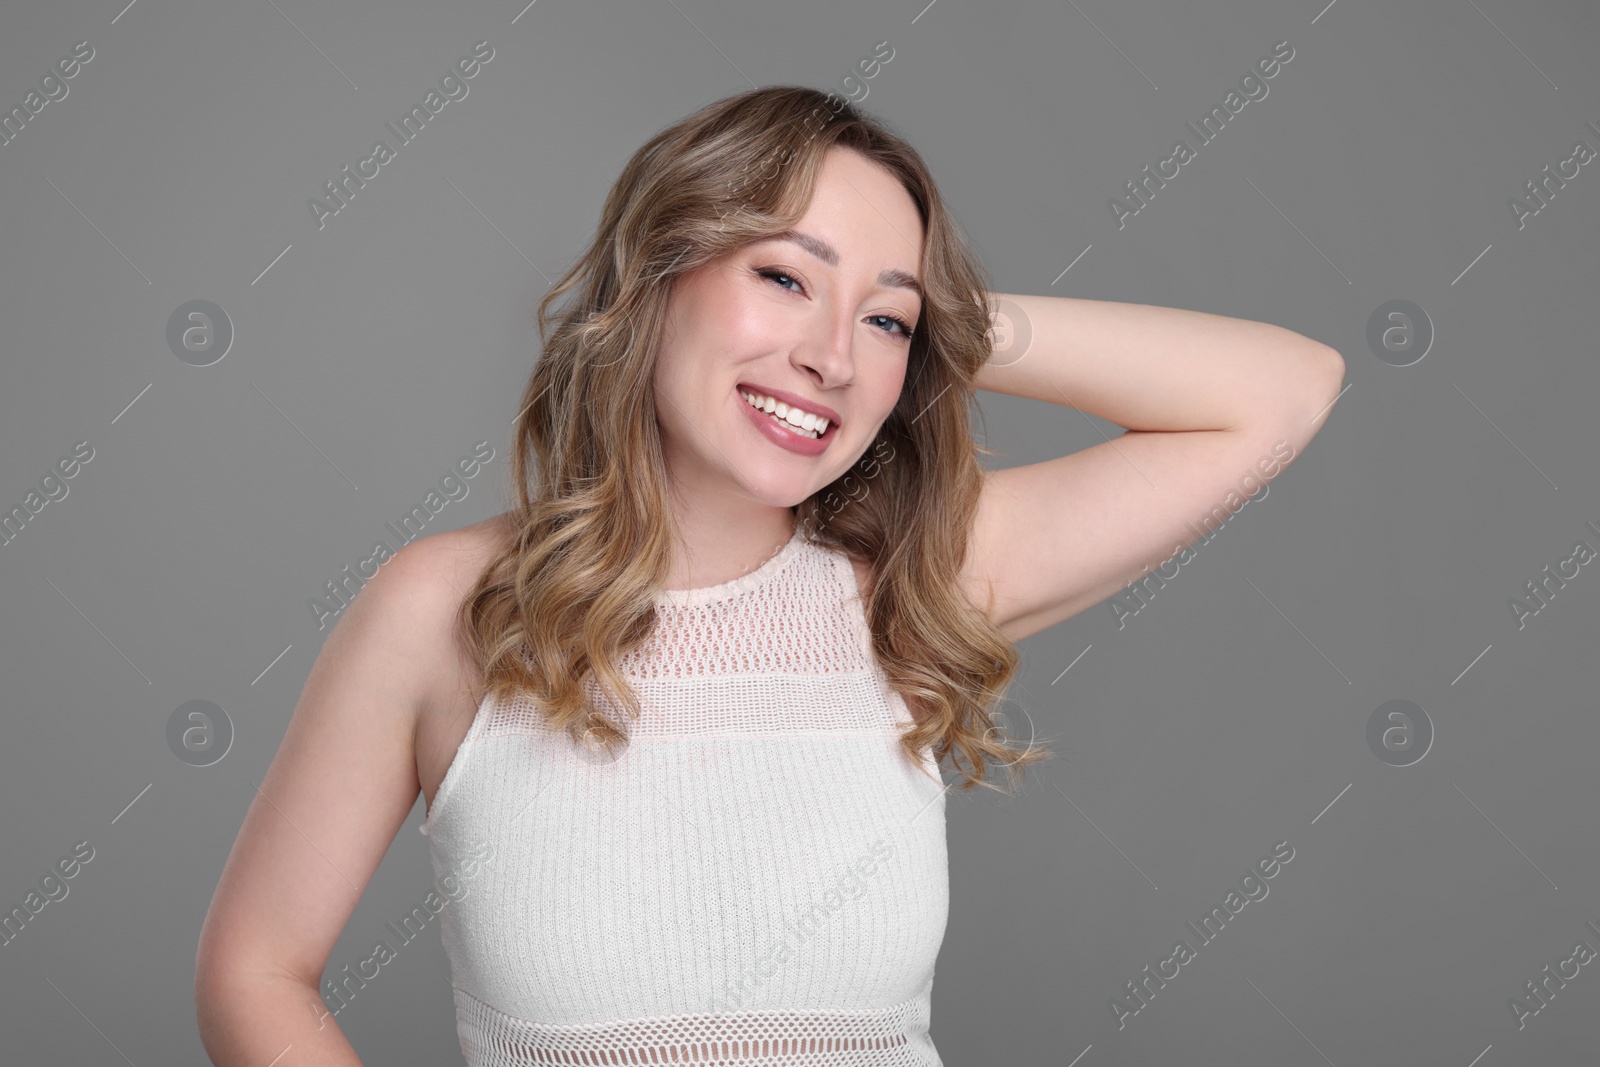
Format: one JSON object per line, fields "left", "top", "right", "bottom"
{"left": 457, "top": 84, "right": 1048, "bottom": 792}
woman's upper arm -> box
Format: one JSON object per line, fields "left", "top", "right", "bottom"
{"left": 195, "top": 534, "right": 468, "bottom": 990}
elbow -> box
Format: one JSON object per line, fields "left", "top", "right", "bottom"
{"left": 1280, "top": 343, "right": 1345, "bottom": 441}
{"left": 193, "top": 938, "right": 313, "bottom": 1017}
{"left": 1308, "top": 343, "right": 1346, "bottom": 413}
{"left": 193, "top": 957, "right": 243, "bottom": 1026}
{"left": 1310, "top": 342, "right": 1346, "bottom": 389}
{"left": 1281, "top": 340, "right": 1344, "bottom": 412}
{"left": 1240, "top": 342, "right": 1343, "bottom": 445}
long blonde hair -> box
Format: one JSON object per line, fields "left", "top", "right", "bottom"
{"left": 458, "top": 84, "right": 1048, "bottom": 792}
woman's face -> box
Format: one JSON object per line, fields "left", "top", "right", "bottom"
{"left": 653, "top": 145, "right": 925, "bottom": 515}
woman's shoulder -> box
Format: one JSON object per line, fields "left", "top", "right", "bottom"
{"left": 373, "top": 513, "right": 518, "bottom": 697}
{"left": 396, "top": 512, "right": 517, "bottom": 581}
{"left": 384, "top": 510, "right": 522, "bottom": 595}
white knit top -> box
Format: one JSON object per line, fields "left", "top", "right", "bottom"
{"left": 419, "top": 526, "right": 950, "bottom": 1066}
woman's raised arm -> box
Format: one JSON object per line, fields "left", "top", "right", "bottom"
{"left": 962, "top": 293, "right": 1344, "bottom": 641}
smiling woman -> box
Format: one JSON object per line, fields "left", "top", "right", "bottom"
{"left": 194, "top": 80, "right": 1340, "bottom": 1067}
{"left": 196, "top": 84, "right": 1036, "bottom": 1067}
{"left": 400, "top": 93, "right": 1046, "bottom": 1065}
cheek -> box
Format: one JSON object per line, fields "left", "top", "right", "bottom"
{"left": 649, "top": 352, "right": 692, "bottom": 434}
{"left": 651, "top": 330, "right": 699, "bottom": 397}
{"left": 867, "top": 364, "right": 910, "bottom": 424}
{"left": 719, "top": 302, "right": 775, "bottom": 354}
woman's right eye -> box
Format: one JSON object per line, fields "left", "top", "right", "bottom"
{"left": 755, "top": 267, "right": 804, "bottom": 294}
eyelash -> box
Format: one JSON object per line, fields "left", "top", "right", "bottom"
{"left": 754, "top": 267, "right": 916, "bottom": 341}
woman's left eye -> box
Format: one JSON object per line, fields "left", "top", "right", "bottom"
{"left": 755, "top": 268, "right": 915, "bottom": 341}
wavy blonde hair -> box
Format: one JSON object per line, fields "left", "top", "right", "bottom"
{"left": 458, "top": 84, "right": 1048, "bottom": 792}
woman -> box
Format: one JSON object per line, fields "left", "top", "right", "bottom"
{"left": 194, "top": 85, "right": 1343, "bottom": 1066}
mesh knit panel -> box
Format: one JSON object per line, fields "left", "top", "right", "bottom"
{"left": 453, "top": 981, "right": 938, "bottom": 1066}
{"left": 421, "top": 531, "right": 949, "bottom": 1066}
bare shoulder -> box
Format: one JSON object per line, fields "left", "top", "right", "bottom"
{"left": 193, "top": 511, "right": 519, "bottom": 989}
{"left": 393, "top": 512, "right": 520, "bottom": 810}
{"left": 371, "top": 512, "right": 515, "bottom": 689}
{"left": 391, "top": 511, "right": 516, "bottom": 614}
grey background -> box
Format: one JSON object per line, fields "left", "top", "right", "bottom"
{"left": 2, "top": 0, "right": 1597, "bottom": 1064}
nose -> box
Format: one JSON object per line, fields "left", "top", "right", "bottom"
{"left": 793, "top": 303, "right": 856, "bottom": 390}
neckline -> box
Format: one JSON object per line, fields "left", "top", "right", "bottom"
{"left": 656, "top": 526, "right": 807, "bottom": 607}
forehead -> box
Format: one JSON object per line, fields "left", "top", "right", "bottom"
{"left": 807, "top": 149, "right": 921, "bottom": 251}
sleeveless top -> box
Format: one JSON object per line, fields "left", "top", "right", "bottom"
{"left": 418, "top": 526, "right": 950, "bottom": 1066}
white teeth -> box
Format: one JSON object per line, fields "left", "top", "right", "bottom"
{"left": 741, "top": 390, "right": 830, "bottom": 439}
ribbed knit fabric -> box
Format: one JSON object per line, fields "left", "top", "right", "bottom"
{"left": 419, "top": 526, "right": 949, "bottom": 1066}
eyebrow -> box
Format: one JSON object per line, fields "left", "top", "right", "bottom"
{"left": 758, "top": 229, "right": 923, "bottom": 302}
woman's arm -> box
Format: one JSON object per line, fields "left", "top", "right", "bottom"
{"left": 196, "top": 970, "right": 365, "bottom": 1067}
{"left": 961, "top": 292, "right": 1344, "bottom": 641}
{"left": 193, "top": 535, "right": 472, "bottom": 1066}
{"left": 975, "top": 292, "right": 1341, "bottom": 432}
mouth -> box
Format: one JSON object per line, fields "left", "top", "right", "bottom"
{"left": 736, "top": 384, "right": 838, "bottom": 441}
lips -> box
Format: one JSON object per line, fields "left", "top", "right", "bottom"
{"left": 736, "top": 382, "right": 841, "bottom": 428}
{"left": 735, "top": 384, "right": 836, "bottom": 455}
